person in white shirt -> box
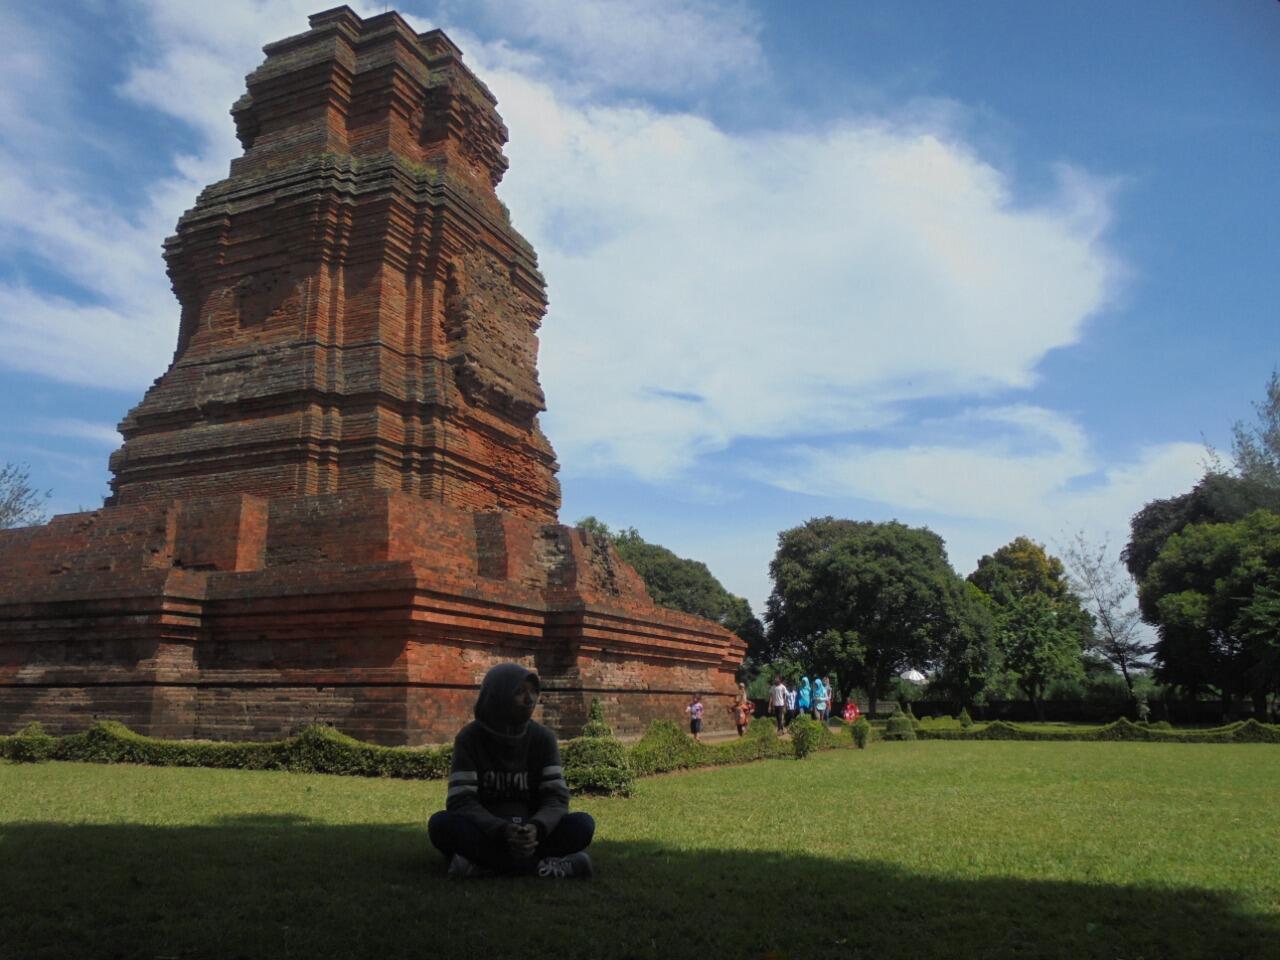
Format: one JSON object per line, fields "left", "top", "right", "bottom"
{"left": 785, "top": 684, "right": 798, "bottom": 727}
{"left": 769, "top": 676, "right": 788, "bottom": 732}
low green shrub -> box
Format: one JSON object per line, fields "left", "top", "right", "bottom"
{"left": 882, "top": 714, "right": 917, "bottom": 742}
{"left": 789, "top": 715, "right": 824, "bottom": 758}
{"left": 561, "top": 735, "right": 633, "bottom": 795}
{"left": 958, "top": 707, "right": 974, "bottom": 729}
{"left": 1147, "top": 720, "right": 1174, "bottom": 732}
{"left": 6, "top": 720, "right": 454, "bottom": 779}
{"left": 626, "top": 715, "right": 829, "bottom": 775}
{"left": 2, "top": 722, "right": 59, "bottom": 762}
{"left": 911, "top": 717, "right": 1280, "bottom": 744}
{"left": 628, "top": 719, "right": 706, "bottom": 777}
{"left": 851, "top": 717, "right": 872, "bottom": 749}
{"left": 580, "top": 697, "right": 614, "bottom": 738}
{"left": 1221, "top": 719, "right": 1280, "bottom": 744}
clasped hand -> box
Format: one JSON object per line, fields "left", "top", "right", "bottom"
{"left": 503, "top": 822, "right": 538, "bottom": 858}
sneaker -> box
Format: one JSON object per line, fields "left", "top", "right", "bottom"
{"left": 536, "top": 851, "right": 593, "bottom": 879}
{"left": 447, "top": 853, "right": 489, "bottom": 879}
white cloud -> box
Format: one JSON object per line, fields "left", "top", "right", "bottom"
{"left": 760, "top": 404, "right": 1207, "bottom": 574}
{"left": 478, "top": 65, "right": 1119, "bottom": 480}
{"left": 462, "top": 0, "right": 764, "bottom": 97}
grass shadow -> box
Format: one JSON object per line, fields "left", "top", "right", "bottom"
{"left": 1, "top": 820, "right": 1274, "bottom": 960}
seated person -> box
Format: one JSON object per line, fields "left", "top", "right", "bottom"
{"left": 428, "top": 663, "right": 595, "bottom": 879}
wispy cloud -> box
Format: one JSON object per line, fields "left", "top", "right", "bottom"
{"left": 460, "top": 0, "right": 765, "bottom": 97}
{"left": 32, "top": 419, "right": 123, "bottom": 447}
{"left": 760, "top": 404, "right": 1206, "bottom": 567}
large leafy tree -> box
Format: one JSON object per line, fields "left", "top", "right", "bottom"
{"left": 1140, "top": 510, "right": 1280, "bottom": 718}
{"left": 575, "top": 517, "right": 765, "bottom": 655}
{"left": 927, "top": 581, "right": 1000, "bottom": 710}
{"left": 968, "top": 537, "right": 1092, "bottom": 720}
{"left": 1123, "top": 472, "right": 1279, "bottom": 584}
{"left": 0, "top": 463, "right": 48, "bottom": 529}
{"left": 766, "top": 517, "right": 967, "bottom": 714}
{"left": 1124, "top": 375, "right": 1280, "bottom": 715}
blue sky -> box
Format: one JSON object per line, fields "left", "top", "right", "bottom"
{"left": 0, "top": 1, "right": 1276, "bottom": 617}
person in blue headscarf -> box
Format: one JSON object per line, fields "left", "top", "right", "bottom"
{"left": 796, "top": 676, "right": 812, "bottom": 720}
{"left": 812, "top": 676, "right": 829, "bottom": 721}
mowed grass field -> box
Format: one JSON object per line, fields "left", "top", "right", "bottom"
{"left": 2, "top": 742, "right": 1277, "bottom": 960}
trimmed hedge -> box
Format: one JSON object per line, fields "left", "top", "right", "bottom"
{"left": 0, "top": 720, "right": 452, "bottom": 778}
{"left": 851, "top": 717, "right": 872, "bottom": 749}
{"left": 911, "top": 717, "right": 1280, "bottom": 744}
{"left": 789, "top": 715, "right": 836, "bottom": 758}
{"left": 627, "top": 715, "right": 843, "bottom": 777}
{"left": 560, "top": 735, "right": 634, "bottom": 796}
{"left": 882, "top": 714, "right": 917, "bottom": 742}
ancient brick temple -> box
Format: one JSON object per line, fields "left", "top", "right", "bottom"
{"left": 0, "top": 7, "right": 744, "bottom": 745}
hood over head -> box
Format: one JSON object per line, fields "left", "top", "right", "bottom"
{"left": 474, "top": 662, "right": 541, "bottom": 736}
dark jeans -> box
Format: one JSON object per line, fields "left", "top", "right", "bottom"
{"left": 428, "top": 811, "right": 595, "bottom": 874}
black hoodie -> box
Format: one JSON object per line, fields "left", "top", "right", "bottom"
{"left": 445, "top": 663, "right": 569, "bottom": 840}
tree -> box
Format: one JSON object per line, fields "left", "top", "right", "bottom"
{"left": 927, "top": 581, "right": 999, "bottom": 711}
{"left": 1123, "top": 375, "right": 1280, "bottom": 716}
{"left": 766, "top": 517, "right": 968, "bottom": 714}
{"left": 1230, "top": 369, "right": 1280, "bottom": 491}
{"left": 1061, "top": 532, "right": 1148, "bottom": 700}
{"left": 1123, "top": 472, "right": 1279, "bottom": 584}
{"left": 996, "top": 592, "right": 1087, "bottom": 717}
{"left": 0, "top": 463, "right": 48, "bottom": 529}
{"left": 968, "top": 537, "right": 1093, "bottom": 720}
{"left": 574, "top": 517, "right": 765, "bottom": 655}
{"left": 1140, "top": 510, "right": 1280, "bottom": 718}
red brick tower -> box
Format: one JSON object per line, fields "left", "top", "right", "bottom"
{"left": 0, "top": 8, "right": 744, "bottom": 745}
{"left": 109, "top": 8, "right": 559, "bottom": 521}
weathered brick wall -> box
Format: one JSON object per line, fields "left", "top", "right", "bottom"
{"left": 0, "top": 492, "right": 744, "bottom": 744}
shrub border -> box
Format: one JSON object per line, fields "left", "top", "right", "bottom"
{"left": 912, "top": 717, "right": 1280, "bottom": 744}
{"left": 0, "top": 714, "right": 847, "bottom": 793}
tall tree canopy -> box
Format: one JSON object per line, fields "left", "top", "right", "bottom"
{"left": 1123, "top": 472, "right": 1280, "bottom": 584}
{"left": 1139, "top": 509, "right": 1280, "bottom": 717}
{"left": 1125, "top": 374, "right": 1280, "bottom": 718}
{"left": 968, "top": 537, "right": 1092, "bottom": 719}
{"left": 575, "top": 517, "right": 764, "bottom": 655}
{"left": 766, "top": 517, "right": 970, "bottom": 714}
{"left": 927, "top": 581, "right": 1000, "bottom": 710}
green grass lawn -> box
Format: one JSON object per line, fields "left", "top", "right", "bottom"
{"left": 3, "top": 742, "right": 1277, "bottom": 960}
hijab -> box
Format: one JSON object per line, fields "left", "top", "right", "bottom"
{"left": 473, "top": 662, "right": 541, "bottom": 742}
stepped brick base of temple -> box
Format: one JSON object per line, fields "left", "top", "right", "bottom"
{"left": 0, "top": 492, "right": 743, "bottom": 745}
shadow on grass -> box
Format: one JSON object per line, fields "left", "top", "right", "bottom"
{"left": 2, "top": 818, "right": 1274, "bottom": 960}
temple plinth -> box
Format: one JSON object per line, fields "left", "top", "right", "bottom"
{"left": 0, "top": 7, "right": 744, "bottom": 745}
